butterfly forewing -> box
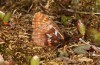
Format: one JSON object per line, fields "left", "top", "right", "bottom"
{"left": 32, "top": 12, "right": 64, "bottom": 47}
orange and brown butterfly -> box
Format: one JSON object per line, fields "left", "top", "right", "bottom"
{"left": 32, "top": 12, "right": 64, "bottom": 47}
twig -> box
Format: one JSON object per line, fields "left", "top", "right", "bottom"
{"left": 28, "top": 4, "right": 33, "bottom": 13}
{"left": 54, "top": 0, "right": 100, "bottom": 15}
{"left": 75, "top": 11, "right": 100, "bottom": 15}
{"left": 79, "top": 38, "right": 90, "bottom": 45}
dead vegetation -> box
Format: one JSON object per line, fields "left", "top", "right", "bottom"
{"left": 0, "top": 0, "right": 100, "bottom": 65}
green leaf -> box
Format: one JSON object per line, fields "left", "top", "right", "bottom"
{"left": 26, "top": 56, "right": 32, "bottom": 63}
{"left": 96, "top": 0, "right": 100, "bottom": 5}
{"left": 0, "top": 11, "right": 5, "bottom": 20}
{"left": 61, "top": 15, "right": 70, "bottom": 25}
{"left": 3, "top": 12, "right": 11, "bottom": 23}
{"left": 73, "top": 45, "right": 91, "bottom": 54}
{"left": 77, "top": 19, "right": 86, "bottom": 36}
{"left": 87, "top": 28, "right": 100, "bottom": 46}
{"left": 30, "top": 55, "right": 40, "bottom": 65}
{"left": 95, "top": 0, "right": 100, "bottom": 12}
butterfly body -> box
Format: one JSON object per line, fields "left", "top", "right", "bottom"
{"left": 32, "top": 12, "right": 64, "bottom": 47}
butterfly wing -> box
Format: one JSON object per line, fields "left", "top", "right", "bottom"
{"left": 32, "top": 12, "right": 64, "bottom": 47}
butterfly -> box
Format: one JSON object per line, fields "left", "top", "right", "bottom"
{"left": 32, "top": 12, "right": 64, "bottom": 47}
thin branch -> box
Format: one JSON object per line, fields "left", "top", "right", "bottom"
{"left": 55, "top": 0, "right": 100, "bottom": 15}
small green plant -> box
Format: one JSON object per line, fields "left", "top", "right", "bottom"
{"left": 87, "top": 28, "right": 100, "bottom": 46}
{"left": 73, "top": 45, "right": 91, "bottom": 54}
{"left": 0, "top": 11, "right": 5, "bottom": 20}
{"left": 30, "top": 55, "right": 40, "bottom": 65}
{"left": 0, "top": 11, "right": 11, "bottom": 25}
{"left": 77, "top": 19, "right": 86, "bottom": 36}
{"left": 61, "top": 15, "right": 70, "bottom": 26}
{"left": 3, "top": 12, "right": 11, "bottom": 25}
